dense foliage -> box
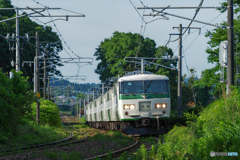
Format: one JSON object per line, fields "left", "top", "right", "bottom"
{"left": 30, "top": 99, "right": 62, "bottom": 128}
{"left": 119, "top": 87, "right": 240, "bottom": 159}
{"left": 0, "top": 69, "right": 36, "bottom": 141}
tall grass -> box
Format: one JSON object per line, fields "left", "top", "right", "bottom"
{"left": 119, "top": 87, "right": 240, "bottom": 160}
{"left": 157, "top": 87, "right": 240, "bottom": 159}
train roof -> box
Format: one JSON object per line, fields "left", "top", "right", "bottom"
{"left": 118, "top": 73, "right": 169, "bottom": 82}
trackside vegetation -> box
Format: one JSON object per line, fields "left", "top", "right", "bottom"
{"left": 118, "top": 87, "right": 240, "bottom": 160}
{"left": 30, "top": 99, "right": 62, "bottom": 127}
{"left": 0, "top": 70, "right": 67, "bottom": 152}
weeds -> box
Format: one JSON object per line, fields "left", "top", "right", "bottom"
{"left": 43, "top": 150, "right": 83, "bottom": 160}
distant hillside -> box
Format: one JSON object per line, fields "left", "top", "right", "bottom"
{"left": 49, "top": 77, "right": 101, "bottom": 92}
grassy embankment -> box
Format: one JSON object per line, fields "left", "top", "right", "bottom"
{"left": 0, "top": 119, "right": 68, "bottom": 152}
{"left": 118, "top": 88, "right": 240, "bottom": 160}
{"left": 0, "top": 99, "right": 70, "bottom": 156}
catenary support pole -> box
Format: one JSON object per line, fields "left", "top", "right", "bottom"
{"left": 102, "top": 84, "right": 104, "bottom": 95}
{"left": 227, "top": 0, "right": 234, "bottom": 94}
{"left": 84, "top": 98, "right": 86, "bottom": 117}
{"left": 34, "top": 58, "right": 36, "bottom": 92}
{"left": 79, "top": 98, "right": 81, "bottom": 118}
{"left": 177, "top": 24, "right": 182, "bottom": 117}
{"left": 16, "top": 8, "right": 20, "bottom": 72}
{"left": 48, "top": 77, "right": 50, "bottom": 100}
{"left": 141, "top": 58, "right": 145, "bottom": 73}
{"left": 36, "top": 32, "right": 40, "bottom": 123}
{"left": 43, "top": 58, "right": 46, "bottom": 100}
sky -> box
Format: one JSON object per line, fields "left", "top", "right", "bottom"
{"left": 10, "top": 0, "right": 227, "bottom": 84}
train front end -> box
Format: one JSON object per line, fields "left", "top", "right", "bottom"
{"left": 118, "top": 73, "right": 170, "bottom": 136}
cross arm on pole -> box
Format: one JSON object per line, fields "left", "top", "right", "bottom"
{"left": 137, "top": 6, "right": 225, "bottom": 9}
{"left": 144, "top": 11, "right": 225, "bottom": 28}
{"left": 0, "top": 7, "right": 61, "bottom": 10}
{"left": 28, "top": 15, "right": 85, "bottom": 17}
{"left": 26, "top": 6, "right": 45, "bottom": 16}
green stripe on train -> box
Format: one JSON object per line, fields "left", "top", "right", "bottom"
{"left": 119, "top": 93, "right": 169, "bottom": 100}
{"left": 101, "top": 111, "right": 103, "bottom": 121}
{"left": 121, "top": 118, "right": 158, "bottom": 121}
{"left": 108, "top": 109, "right": 111, "bottom": 121}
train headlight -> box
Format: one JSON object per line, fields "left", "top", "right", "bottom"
{"left": 155, "top": 103, "right": 167, "bottom": 108}
{"left": 162, "top": 103, "right": 167, "bottom": 108}
{"left": 123, "top": 104, "right": 135, "bottom": 109}
{"left": 130, "top": 104, "right": 135, "bottom": 109}
{"left": 155, "top": 103, "right": 161, "bottom": 108}
{"left": 123, "top": 104, "right": 129, "bottom": 109}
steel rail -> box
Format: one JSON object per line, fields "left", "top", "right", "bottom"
{"left": 84, "top": 137, "right": 139, "bottom": 160}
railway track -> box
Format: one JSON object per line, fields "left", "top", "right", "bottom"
{"left": 0, "top": 114, "right": 158, "bottom": 159}
{"left": 61, "top": 116, "right": 140, "bottom": 160}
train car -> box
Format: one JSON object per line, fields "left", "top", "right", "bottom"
{"left": 85, "top": 70, "right": 170, "bottom": 135}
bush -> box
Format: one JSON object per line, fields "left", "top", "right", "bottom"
{"left": 30, "top": 99, "right": 62, "bottom": 127}
{"left": 0, "top": 69, "right": 36, "bottom": 135}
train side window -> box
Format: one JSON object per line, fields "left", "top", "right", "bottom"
{"left": 119, "top": 82, "right": 122, "bottom": 94}
{"left": 165, "top": 80, "right": 169, "bottom": 93}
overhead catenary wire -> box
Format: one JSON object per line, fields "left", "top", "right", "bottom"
{"left": 1, "top": 4, "right": 86, "bottom": 87}
{"left": 169, "top": 0, "right": 204, "bottom": 43}
{"left": 31, "top": 0, "right": 88, "bottom": 84}
{"left": 141, "top": 0, "right": 204, "bottom": 69}
{"left": 31, "top": 0, "right": 85, "bottom": 65}
{"left": 172, "top": 11, "right": 223, "bottom": 54}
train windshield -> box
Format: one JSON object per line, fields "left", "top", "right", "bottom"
{"left": 120, "top": 80, "right": 169, "bottom": 94}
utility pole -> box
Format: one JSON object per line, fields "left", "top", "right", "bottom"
{"left": 36, "top": 32, "right": 40, "bottom": 123}
{"left": 177, "top": 24, "right": 182, "bottom": 116}
{"left": 227, "top": 0, "right": 234, "bottom": 94}
{"left": 15, "top": 8, "right": 20, "bottom": 72}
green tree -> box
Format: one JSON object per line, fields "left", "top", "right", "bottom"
{"left": 94, "top": 31, "right": 157, "bottom": 84}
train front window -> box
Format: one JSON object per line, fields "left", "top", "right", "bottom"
{"left": 144, "top": 80, "right": 167, "bottom": 93}
{"left": 122, "top": 81, "right": 143, "bottom": 94}
{"left": 120, "top": 80, "right": 169, "bottom": 94}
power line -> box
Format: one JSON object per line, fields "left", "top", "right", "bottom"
{"left": 31, "top": 0, "right": 85, "bottom": 67}
{"left": 169, "top": 0, "right": 204, "bottom": 42}
{"left": 31, "top": 1, "right": 91, "bottom": 84}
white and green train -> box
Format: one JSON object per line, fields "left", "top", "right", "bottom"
{"left": 85, "top": 71, "right": 170, "bottom": 135}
